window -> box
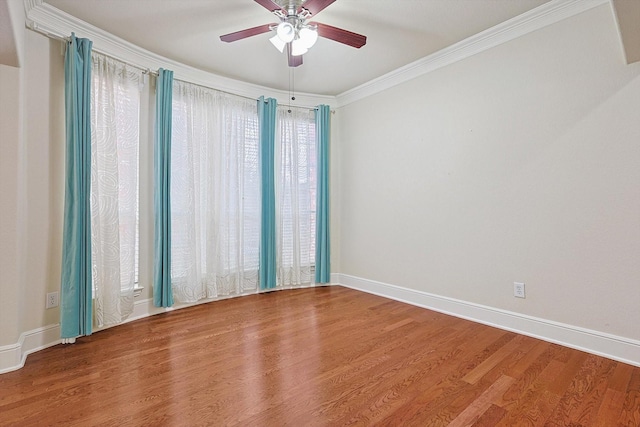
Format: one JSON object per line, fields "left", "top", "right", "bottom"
{"left": 169, "top": 85, "right": 319, "bottom": 301}
{"left": 170, "top": 82, "right": 261, "bottom": 302}
{"left": 276, "top": 107, "right": 317, "bottom": 286}
{"left": 78, "top": 53, "right": 323, "bottom": 325}
{"left": 90, "top": 53, "right": 141, "bottom": 326}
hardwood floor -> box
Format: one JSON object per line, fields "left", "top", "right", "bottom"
{"left": 1, "top": 286, "right": 639, "bottom": 426}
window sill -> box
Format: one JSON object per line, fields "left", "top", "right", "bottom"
{"left": 133, "top": 286, "right": 144, "bottom": 298}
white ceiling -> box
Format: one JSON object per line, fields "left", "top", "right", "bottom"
{"left": 44, "top": 0, "right": 551, "bottom": 96}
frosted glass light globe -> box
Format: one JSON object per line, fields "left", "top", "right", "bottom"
{"left": 299, "top": 27, "right": 318, "bottom": 49}
{"left": 276, "top": 22, "right": 295, "bottom": 43}
{"left": 291, "top": 39, "right": 308, "bottom": 56}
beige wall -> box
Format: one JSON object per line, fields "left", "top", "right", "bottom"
{"left": 336, "top": 5, "right": 640, "bottom": 340}
{"left": 0, "top": 63, "right": 24, "bottom": 346}
{"left": 330, "top": 111, "right": 341, "bottom": 273}
{"left": 0, "top": 0, "right": 26, "bottom": 347}
{"left": 0, "top": 29, "right": 65, "bottom": 346}
{"left": 22, "top": 31, "right": 65, "bottom": 332}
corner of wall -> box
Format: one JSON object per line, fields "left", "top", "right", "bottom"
{"left": 3, "top": 0, "right": 27, "bottom": 67}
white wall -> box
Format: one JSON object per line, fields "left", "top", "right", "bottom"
{"left": 337, "top": 5, "right": 640, "bottom": 341}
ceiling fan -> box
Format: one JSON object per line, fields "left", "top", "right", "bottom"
{"left": 220, "top": 0, "right": 367, "bottom": 67}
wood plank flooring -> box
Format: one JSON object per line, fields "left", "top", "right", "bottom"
{"left": 1, "top": 286, "right": 639, "bottom": 426}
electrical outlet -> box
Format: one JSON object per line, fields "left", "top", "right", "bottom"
{"left": 514, "top": 282, "right": 525, "bottom": 299}
{"left": 46, "top": 292, "right": 59, "bottom": 309}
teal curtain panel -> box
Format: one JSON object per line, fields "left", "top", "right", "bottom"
{"left": 258, "top": 96, "right": 278, "bottom": 290}
{"left": 153, "top": 68, "right": 175, "bottom": 307}
{"left": 315, "top": 105, "right": 331, "bottom": 283}
{"left": 60, "top": 33, "right": 93, "bottom": 339}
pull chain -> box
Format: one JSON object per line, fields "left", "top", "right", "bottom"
{"left": 288, "top": 66, "right": 295, "bottom": 113}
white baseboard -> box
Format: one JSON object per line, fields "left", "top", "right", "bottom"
{"left": 0, "top": 324, "right": 61, "bottom": 374}
{"left": 0, "top": 282, "right": 341, "bottom": 374}
{"left": 124, "top": 281, "right": 340, "bottom": 326}
{"left": 335, "top": 273, "right": 640, "bottom": 367}
{"left": 0, "top": 284, "right": 317, "bottom": 372}
{"left": 0, "top": 297, "right": 210, "bottom": 373}
{"left": 8, "top": 275, "right": 633, "bottom": 373}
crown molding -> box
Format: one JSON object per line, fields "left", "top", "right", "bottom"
{"left": 336, "top": 0, "right": 610, "bottom": 107}
{"left": 24, "top": 0, "right": 610, "bottom": 109}
{"left": 23, "top": 0, "right": 335, "bottom": 108}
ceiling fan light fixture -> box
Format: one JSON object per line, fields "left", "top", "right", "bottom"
{"left": 291, "top": 38, "right": 308, "bottom": 56}
{"left": 298, "top": 26, "right": 318, "bottom": 49}
{"left": 220, "top": 0, "right": 367, "bottom": 67}
{"left": 276, "top": 22, "right": 295, "bottom": 43}
{"left": 269, "top": 35, "right": 286, "bottom": 53}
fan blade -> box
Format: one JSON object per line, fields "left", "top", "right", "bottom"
{"left": 287, "top": 44, "right": 303, "bottom": 67}
{"left": 254, "top": 0, "right": 284, "bottom": 13}
{"left": 315, "top": 22, "right": 366, "bottom": 48}
{"left": 298, "top": 0, "right": 336, "bottom": 16}
{"left": 220, "top": 24, "right": 273, "bottom": 43}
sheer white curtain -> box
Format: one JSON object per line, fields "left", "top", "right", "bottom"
{"left": 171, "top": 81, "right": 260, "bottom": 302}
{"left": 90, "top": 54, "right": 140, "bottom": 327}
{"left": 276, "top": 106, "right": 317, "bottom": 287}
